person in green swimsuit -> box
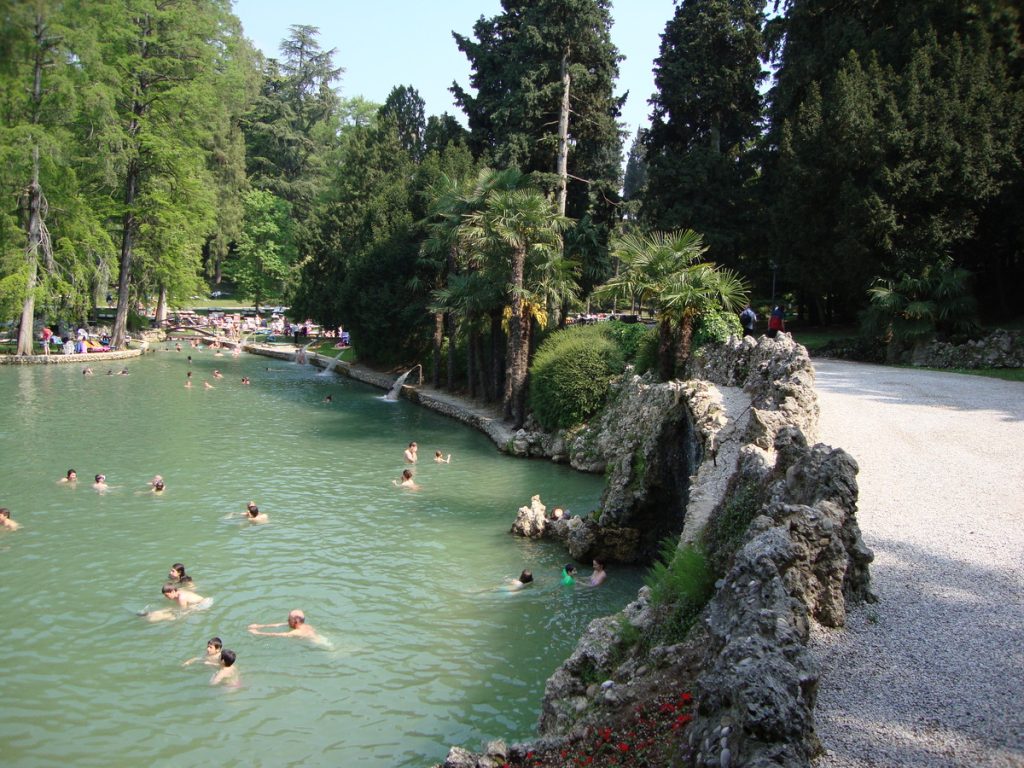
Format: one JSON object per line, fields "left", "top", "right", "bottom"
{"left": 561, "top": 563, "right": 577, "bottom": 586}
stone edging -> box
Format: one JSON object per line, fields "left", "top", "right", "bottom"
{"left": 0, "top": 349, "right": 144, "bottom": 365}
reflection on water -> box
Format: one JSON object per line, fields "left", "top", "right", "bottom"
{"left": 0, "top": 349, "right": 643, "bottom": 767}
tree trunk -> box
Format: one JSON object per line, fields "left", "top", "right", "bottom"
{"left": 446, "top": 244, "right": 457, "bottom": 389}
{"left": 154, "top": 284, "right": 168, "bottom": 325}
{"left": 486, "top": 308, "right": 501, "bottom": 402}
{"left": 467, "top": 326, "right": 477, "bottom": 399}
{"left": 556, "top": 48, "right": 571, "bottom": 218}
{"left": 112, "top": 162, "right": 138, "bottom": 349}
{"left": 657, "top": 317, "right": 674, "bottom": 382}
{"left": 677, "top": 315, "right": 695, "bottom": 376}
{"left": 431, "top": 311, "right": 443, "bottom": 388}
{"left": 17, "top": 148, "right": 43, "bottom": 356}
{"left": 503, "top": 246, "right": 527, "bottom": 424}
{"left": 476, "top": 331, "right": 488, "bottom": 401}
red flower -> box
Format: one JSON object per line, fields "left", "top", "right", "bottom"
{"left": 680, "top": 692, "right": 693, "bottom": 704}
{"left": 618, "top": 743, "right": 630, "bottom": 752}
{"left": 600, "top": 727, "right": 612, "bottom": 743}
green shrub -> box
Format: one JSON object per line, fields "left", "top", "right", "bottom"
{"left": 631, "top": 326, "right": 658, "bottom": 375}
{"left": 603, "top": 320, "right": 655, "bottom": 364}
{"left": 622, "top": 540, "right": 716, "bottom": 656}
{"left": 529, "top": 324, "right": 624, "bottom": 430}
{"left": 692, "top": 307, "right": 742, "bottom": 349}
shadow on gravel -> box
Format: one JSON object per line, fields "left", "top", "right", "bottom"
{"left": 812, "top": 360, "right": 1024, "bottom": 423}
{"left": 813, "top": 535, "right": 1024, "bottom": 768}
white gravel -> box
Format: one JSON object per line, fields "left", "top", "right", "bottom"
{"left": 809, "top": 360, "right": 1024, "bottom": 768}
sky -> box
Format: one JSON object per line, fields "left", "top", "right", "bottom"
{"left": 231, "top": 0, "right": 678, "bottom": 143}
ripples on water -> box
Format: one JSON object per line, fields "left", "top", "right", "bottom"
{"left": 0, "top": 350, "right": 644, "bottom": 766}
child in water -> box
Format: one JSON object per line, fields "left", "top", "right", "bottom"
{"left": 182, "top": 637, "right": 222, "bottom": 667}
{"left": 210, "top": 649, "right": 239, "bottom": 686}
{"left": 505, "top": 569, "right": 534, "bottom": 591}
{"left": 433, "top": 450, "right": 451, "bottom": 464}
{"left": 0, "top": 507, "right": 21, "bottom": 531}
{"left": 561, "top": 563, "right": 578, "bottom": 586}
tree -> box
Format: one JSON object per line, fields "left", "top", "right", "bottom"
{"left": 77, "top": 0, "right": 236, "bottom": 348}
{"left": 243, "top": 25, "right": 342, "bottom": 222}
{"left": 642, "top": 0, "right": 765, "bottom": 271}
{"left": 594, "top": 230, "right": 747, "bottom": 380}
{"left": 379, "top": 85, "right": 426, "bottom": 161}
{"left": 452, "top": 0, "right": 624, "bottom": 294}
{"left": 461, "top": 185, "right": 569, "bottom": 425}
{"left": 227, "top": 189, "right": 296, "bottom": 312}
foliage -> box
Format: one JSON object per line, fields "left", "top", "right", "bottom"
{"left": 502, "top": 691, "right": 696, "bottom": 768}
{"left": 227, "top": 190, "right": 297, "bottom": 311}
{"left": 601, "top": 320, "right": 655, "bottom": 366}
{"left": 622, "top": 540, "right": 716, "bottom": 656}
{"left": 528, "top": 324, "right": 624, "bottom": 430}
{"left": 700, "top": 480, "right": 766, "bottom": 575}
{"left": 691, "top": 306, "right": 743, "bottom": 349}
{"left": 452, "top": 0, "right": 625, "bottom": 298}
{"left": 863, "top": 256, "right": 981, "bottom": 347}
{"left": 643, "top": 0, "right": 766, "bottom": 272}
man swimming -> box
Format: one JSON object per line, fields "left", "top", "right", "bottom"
{"left": 403, "top": 441, "right": 418, "bottom": 463}
{"left": 433, "top": 450, "right": 451, "bottom": 464}
{"left": 93, "top": 474, "right": 109, "bottom": 491}
{"left": 0, "top": 508, "right": 21, "bottom": 531}
{"left": 142, "top": 584, "right": 209, "bottom": 622}
{"left": 505, "top": 569, "right": 534, "bottom": 591}
{"left": 244, "top": 502, "right": 268, "bottom": 524}
{"left": 248, "top": 609, "right": 322, "bottom": 642}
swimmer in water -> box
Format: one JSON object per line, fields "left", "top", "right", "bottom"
{"left": 168, "top": 563, "right": 193, "bottom": 586}
{"left": 182, "top": 637, "right": 222, "bottom": 667}
{"left": 248, "top": 609, "right": 322, "bottom": 642}
{"left": 392, "top": 469, "right": 420, "bottom": 490}
{"left": 588, "top": 559, "right": 607, "bottom": 587}
{"left": 505, "top": 569, "right": 534, "bottom": 591}
{"left": 244, "top": 502, "right": 268, "bottom": 524}
{"left": 213, "top": 369, "right": 223, "bottom": 379}
{"left": 434, "top": 450, "right": 451, "bottom": 464}
{"left": 93, "top": 473, "right": 109, "bottom": 491}
{"left": 185, "top": 371, "right": 193, "bottom": 388}
{"left": 560, "top": 563, "right": 577, "bottom": 586}
{"left": 59, "top": 468, "right": 78, "bottom": 485}
{"left": 203, "top": 380, "right": 214, "bottom": 389}
{"left": 118, "top": 368, "right": 129, "bottom": 375}
{"left": 210, "top": 649, "right": 239, "bottom": 686}
{"left": 241, "top": 377, "right": 251, "bottom": 385}
{"left": 0, "top": 507, "right": 21, "bottom": 531}
{"left": 142, "top": 584, "right": 209, "bottom": 622}
{"left": 175, "top": 342, "right": 182, "bottom": 352}
{"left": 323, "top": 394, "right": 333, "bottom": 403}
{"left": 82, "top": 367, "right": 93, "bottom": 376}
{"left": 403, "top": 442, "right": 418, "bottom": 463}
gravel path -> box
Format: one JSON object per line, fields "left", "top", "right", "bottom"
{"left": 810, "top": 360, "right": 1024, "bottom": 768}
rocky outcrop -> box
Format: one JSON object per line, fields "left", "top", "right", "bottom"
{"left": 447, "top": 336, "right": 872, "bottom": 768}
{"left": 909, "top": 328, "right": 1024, "bottom": 369}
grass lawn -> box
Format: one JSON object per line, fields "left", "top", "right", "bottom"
{"left": 929, "top": 367, "right": 1024, "bottom": 382}
{"left": 787, "top": 324, "right": 859, "bottom": 352}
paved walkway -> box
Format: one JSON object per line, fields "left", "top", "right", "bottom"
{"left": 810, "top": 360, "right": 1024, "bottom": 768}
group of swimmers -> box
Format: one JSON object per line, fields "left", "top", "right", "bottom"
{"left": 81, "top": 367, "right": 130, "bottom": 376}
{"left": 393, "top": 441, "right": 452, "bottom": 490}
{"left": 57, "top": 469, "right": 164, "bottom": 493}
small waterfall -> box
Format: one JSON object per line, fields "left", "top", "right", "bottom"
{"left": 294, "top": 341, "right": 316, "bottom": 365}
{"left": 318, "top": 349, "right": 346, "bottom": 376}
{"left": 384, "top": 368, "right": 414, "bottom": 401}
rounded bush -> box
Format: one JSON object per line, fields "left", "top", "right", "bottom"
{"left": 529, "top": 325, "right": 624, "bottom": 430}
{"left": 692, "top": 307, "right": 742, "bottom": 349}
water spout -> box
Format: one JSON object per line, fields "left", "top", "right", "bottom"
{"left": 294, "top": 340, "right": 316, "bottom": 365}
{"left": 318, "top": 349, "right": 346, "bottom": 376}
{"left": 384, "top": 365, "right": 422, "bottom": 401}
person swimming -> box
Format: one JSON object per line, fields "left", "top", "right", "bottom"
{"left": 141, "top": 584, "right": 209, "bottom": 622}
{"left": 244, "top": 503, "right": 268, "bottom": 524}
{"left": 248, "top": 609, "right": 323, "bottom": 643}
{"left": 182, "top": 637, "right": 222, "bottom": 667}
{"left": 168, "top": 563, "right": 193, "bottom": 585}
{"left": 59, "top": 468, "right": 77, "bottom": 485}
{"left": 560, "top": 563, "right": 577, "bottom": 586}
{"left": 392, "top": 469, "right": 420, "bottom": 490}
{"left": 588, "top": 559, "right": 607, "bottom": 587}
{"left": 93, "top": 474, "right": 109, "bottom": 491}
{"left": 210, "top": 649, "right": 239, "bottom": 686}
{"left": 505, "top": 569, "right": 534, "bottom": 591}
{"left": 403, "top": 442, "right": 418, "bottom": 463}
{"left": 0, "top": 507, "right": 21, "bottom": 531}
{"left": 433, "top": 450, "right": 451, "bottom": 464}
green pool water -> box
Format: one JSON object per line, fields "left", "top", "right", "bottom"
{"left": 0, "top": 348, "right": 643, "bottom": 767}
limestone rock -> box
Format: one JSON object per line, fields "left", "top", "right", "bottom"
{"left": 510, "top": 495, "right": 547, "bottom": 539}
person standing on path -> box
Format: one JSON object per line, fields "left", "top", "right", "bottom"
{"left": 739, "top": 305, "right": 757, "bottom": 338}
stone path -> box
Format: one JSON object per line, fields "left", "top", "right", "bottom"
{"left": 810, "top": 360, "right": 1024, "bottom": 768}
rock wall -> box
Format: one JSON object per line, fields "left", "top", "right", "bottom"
{"left": 909, "top": 328, "right": 1024, "bottom": 369}
{"left": 440, "top": 335, "right": 873, "bottom": 768}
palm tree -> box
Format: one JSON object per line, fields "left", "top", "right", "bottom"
{"left": 594, "top": 229, "right": 748, "bottom": 380}
{"left": 461, "top": 187, "right": 570, "bottom": 426}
